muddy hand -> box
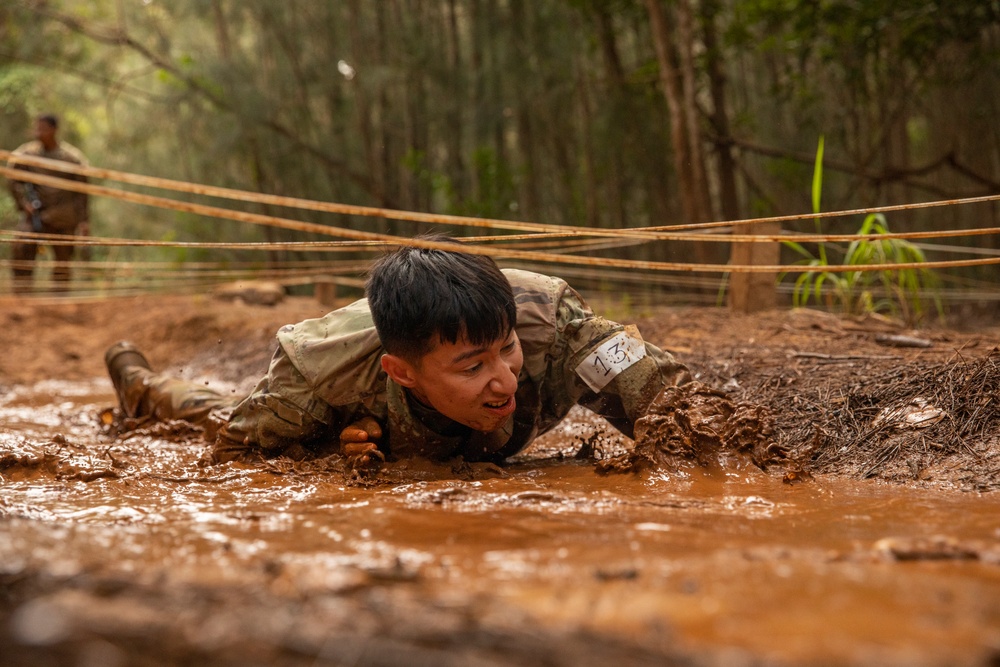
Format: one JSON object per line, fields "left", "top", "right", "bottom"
{"left": 340, "top": 416, "right": 385, "bottom": 469}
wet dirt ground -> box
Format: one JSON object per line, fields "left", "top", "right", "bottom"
{"left": 2, "top": 293, "right": 1000, "bottom": 666}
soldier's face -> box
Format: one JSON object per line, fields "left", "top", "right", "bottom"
{"left": 33, "top": 120, "right": 56, "bottom": 144}
{"left": 384, "top": 330, "right": 523, "bottom": 432}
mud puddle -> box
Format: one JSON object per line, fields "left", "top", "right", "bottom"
{"left": 3, "top": 380, "right": 1000, "bottom": 666}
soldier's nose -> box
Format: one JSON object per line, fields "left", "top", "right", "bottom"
{"left": 490, "top": 362, "right": 518, "bottom": 395}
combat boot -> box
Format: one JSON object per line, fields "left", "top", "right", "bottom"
{"left": 104, "top": 340, "right": 151, "bottom": 397}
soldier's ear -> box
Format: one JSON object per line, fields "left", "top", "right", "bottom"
{"left": 381, "top": 353, "right": 419, "bottom": 388}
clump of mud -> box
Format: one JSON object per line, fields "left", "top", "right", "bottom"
{"left": 0, "top": 436, "right": 126, "bottom": 483}
{"left": 597, "top": 381, "right": 787, "bottom": 474}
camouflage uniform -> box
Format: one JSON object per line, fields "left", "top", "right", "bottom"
{"left": 7, "top": 140, "right": 89, "bottom": 290}
{"left": 115, "top": 270, "right": 691, "bottom": 463}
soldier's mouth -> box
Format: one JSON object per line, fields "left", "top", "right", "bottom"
{"left": 484, "top": 396, "right": 515, "bottom": 414}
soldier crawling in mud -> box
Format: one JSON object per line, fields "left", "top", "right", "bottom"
{"left": 105, "top": 238, "right": 705, "bottom": 468}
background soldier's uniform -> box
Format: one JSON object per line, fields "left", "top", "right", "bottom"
{"left": 113, "top": 270, "right": 692, "bottom": 463}
{"left": 7, "top": 140, "right": 89, "bottom": 291}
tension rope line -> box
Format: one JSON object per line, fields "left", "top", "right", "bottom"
{"left": 0, "top": 151, "right": 661, "bottom": 240}
{"left": 2, "top": 227, "right": 994, "bottom": 270}
{"left": 7, "top": 163, "right": 1000, "bottom": 247}
{"left": 1, "top": 262, "right": 371, "bottom": 278}
{"left": 4, "top": 151, "right": 1000, "bottom": 244}
{"left": 4, "top": 157, "right": 1000, "bottom": 276}
{"left": 4, "top": 231, "right": 1000, "bottom": 275}
{"left": 0, "top": 228, "right": 638, "bottom": 254}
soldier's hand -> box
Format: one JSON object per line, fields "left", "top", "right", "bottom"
{"left": 76, "top": 221, "right": 90, "bottom": 237}
{"left": 340, "top": 416, "right": 385, "bottom": 469}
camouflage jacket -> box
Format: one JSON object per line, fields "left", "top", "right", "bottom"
{"left": 217, "top": 269, "right": 691, "bottom": 461}
{"left": 7, "top": 140, "right": 89, "bottom": 232}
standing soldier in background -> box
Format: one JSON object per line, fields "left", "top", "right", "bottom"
{"left": 6, "top": 113, "right": 90, "bottom": 293}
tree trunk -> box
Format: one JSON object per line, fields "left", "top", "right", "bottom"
{"left": 701, "top": 0, "right": 778, "bottom": 311}
{"left": 510, "top": 0, "right": 539, "bottom": 221}
{"left": 347, "top": 0, "right": 382, "bottom": 208}
{"left": 594, "top": 6, "right": 626, "bottom": 228}
{"left": 445, "top": 0, "right": 467, "bottom": 208}
{"left": 675, "top": 0, "right": 713, "bottom": 225}
{"left": 645, "top": 0, "right": 696, "bottom": 224}
{"left": 644, "top": 0, "right": 714, "bottom": 274}
{"left": 701, "top": 0, "right": 739, "bottom": 222}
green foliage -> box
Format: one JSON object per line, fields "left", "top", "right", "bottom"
{"left": 784, "top": 137, "right": 942, "bottom": 324}
{"left": 0, "top": 67, "right": 35, "bottom": 113}
{"left": 731, "top": 0, "right": 1000, "bottom": 71}
{"left": 404, "top": 147, "right": 519, "bottom": 219}
{"left": 463, "top": 147, "right": 520, "bottom": 219}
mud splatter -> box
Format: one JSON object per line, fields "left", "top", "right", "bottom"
{"left": 0, "top": 437, "right": 122, "bottom": 483}
{"left": 596, "top": 382, "right": 786, "bottom": 474}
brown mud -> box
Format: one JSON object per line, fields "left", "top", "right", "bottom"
{"left": 598, "top": 382, "right": 785, "bottom": 475}
{"left": 3, "top": 293, "right": 1000, "bottom": 666}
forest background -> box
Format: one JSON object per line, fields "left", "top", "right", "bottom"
{"left": 1, "top": 0, "right": 999, "bottom": 313}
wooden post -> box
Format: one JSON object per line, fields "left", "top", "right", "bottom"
{"left": 728, "top": 221, "right": 781, "bottom": 313}
{"left": 314, "top": 277, "right": 338, "bottom": 307}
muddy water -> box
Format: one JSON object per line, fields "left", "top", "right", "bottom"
{"left": 3, "top": 379, "right": 1000, "bottom": 666}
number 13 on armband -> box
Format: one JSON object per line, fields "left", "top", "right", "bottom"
{"left": 575, "top": 328, "right": 647, "bottom": 393}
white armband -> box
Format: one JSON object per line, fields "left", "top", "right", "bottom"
{"left": 575, "top": 326, "right": 647, "bottom": 393}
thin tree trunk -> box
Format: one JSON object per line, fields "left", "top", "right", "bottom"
{"left": 403, "top": 2, "right": 428, "bottom": 216}
{"left": 675, "top": 0, "right": 713, "bottom": 224}
{"left": 598, "top": 11, "right": 624, "bottom": 86}
{"left": 210, "top": 0, "right": 230, "bottom": 60}
{"left": 644, "top": 0, "right": 714, "bottom": 276}
{"left": 594, "top": 6, "right": 626, "bottom": 228}
{"left": 376, "top": 3, "right": 393, "bottom": 231}
{"left": 578, "top": 55, "right": 600, "bottom": 228}
{"left": 644, "top": 0, "right": 700, "bottom": 226}
{"left": 701, "top": 0, "right": 738, "bottom": 222}
{"left": 347, "top": 0, "right": 382, "bottom": 208}
{"left": 701, "top": 0, "right": 777, "bottom": 311}
{"left": 445, "top": 0, "right": 467, "bottom": 208}
{"left": 510, "top": 0, "right": 539, "bottom": 221}
{"left": 213, "top": 3, "right": 281, "bottom": 268}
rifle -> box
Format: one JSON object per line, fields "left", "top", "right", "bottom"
{"left": 22, "top": 182, "right": 43, "bottom": 233}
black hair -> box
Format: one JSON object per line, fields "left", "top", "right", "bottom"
{"left": 36, "top": 114, "right": 58, "bottom": 129}
{"left": 366, "top": 236, "right": 517, "bottom": 362}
